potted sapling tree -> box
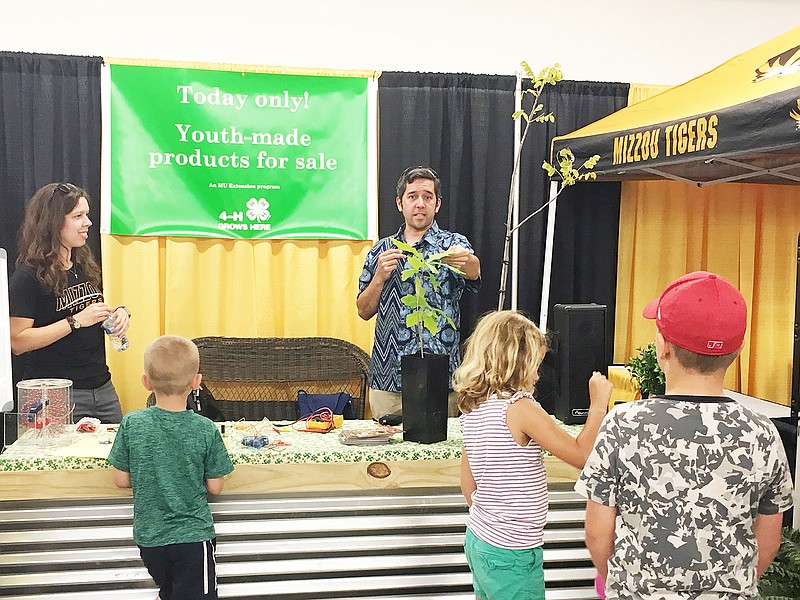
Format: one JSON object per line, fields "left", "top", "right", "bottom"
{"left": 498, "top": 62, "right": 600, "bottom": 309}
{"left": 392, "top": 238, "right": 460, "bottom": 443}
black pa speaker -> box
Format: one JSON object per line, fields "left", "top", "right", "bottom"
{"left": 551, "top": 304, "right": 609, "bottom": 425}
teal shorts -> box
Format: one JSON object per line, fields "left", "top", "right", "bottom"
{"left": 464, "top": 528, "right": 545, "bottom": 600}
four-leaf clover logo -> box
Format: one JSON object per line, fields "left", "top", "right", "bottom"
{"left": 246, "top": 197, "right": 271, "bottom": 222}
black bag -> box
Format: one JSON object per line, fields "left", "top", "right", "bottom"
{"left": 187, "top": 383, "right": 226, "bottom": 422}
{"left": 297, "top": 390, "right": 354, "bottom": 419}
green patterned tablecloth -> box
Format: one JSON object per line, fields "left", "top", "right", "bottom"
{"left": 0, "top": 417, "right": 584, "bottom": 472}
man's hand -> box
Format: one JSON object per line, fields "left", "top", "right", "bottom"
{"left": 357, "top": 248, "right": 405, "bottom": 321}
{"left": 374, "top": 248, "right": 406, "bottom": 284}
{"left": 442, "top": 245, "right": 480, "bottom": 280}
{"left": 441, "top": 245, "right": 470, "bottom": 270}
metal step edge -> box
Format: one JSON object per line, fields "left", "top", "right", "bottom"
{"left": 0, "top": 587, "right": 598, "bottom": 600}
{"left": 0, "top": 488, "right": 583, "bottom": 507}
{"left": 216, "top": 570, "right": 599, "bottom": 596}
{"left": 0, "top": 541, "right": 590, "bottom": 570}
{"left": 0, "top": 513, "right": 464, "bottom": 544}
{"left": 0, "top": 523, "right": 588, "bottom": 553}
{"left": 0, "top": 512, "right": 467, "bottom": 545}
{"left": 0, "top": 490, "right": 587, "bottom": 523}
{"left": 0, "top": 501, "right": 585, "bottom": 527}
{"left": 1, "top": 570, "right": 598, "bottom": 596}
{"left": 0, "top": 495, "right": 470, "bottom": 524}
{"left": 335, "top": 591, "right": 599, "bottom": 600}
{"left": 0, "top": 551, "right": 593, "bottom": 587}
{"left": 1, "top": 532, "right": 467, "bottom": 565}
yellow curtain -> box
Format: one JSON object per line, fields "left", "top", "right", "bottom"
{"left": 102, "top": 236, "right": 374, "bottom": 413}
{"left": 615, "top": 86, "right": 800, "bottom": 404}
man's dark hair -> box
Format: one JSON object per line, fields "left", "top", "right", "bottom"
{"left": 395, "top": 166, "right": 441, "bottom": 199}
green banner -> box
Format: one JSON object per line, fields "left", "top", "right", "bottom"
{"left": 103, "top": 65, "right": 373, "bottom": 239}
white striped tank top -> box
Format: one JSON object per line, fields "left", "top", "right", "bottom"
{"left": 459, "top": 392, "right": 548, "bottom": 549}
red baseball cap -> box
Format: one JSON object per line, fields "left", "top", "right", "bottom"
{"left": 642, "top": 271, "right": 747, "bottom": 355}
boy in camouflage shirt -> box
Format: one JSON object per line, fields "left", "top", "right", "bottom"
{"left": 577, "top": 271, "right": 793, "bottom": 599}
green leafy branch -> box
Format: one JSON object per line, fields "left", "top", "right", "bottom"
{"left": 498, "top": 62, "right": 600, "bottom": 309}
{"left": 392, "top": 238, "right": 460, "bottom": 357}
{"left": 511, "top": 61, "right": 562, "bottom": 125}
{"left": 543, "top": 148, "right": 600, "bottom": 187}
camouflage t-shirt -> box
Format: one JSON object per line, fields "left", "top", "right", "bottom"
{"left": 576, "top": 396, "right": 794, "bottom": 599}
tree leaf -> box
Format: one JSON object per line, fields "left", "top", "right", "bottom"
{"left": 407, "top": 255, "right": 424, "bottom": 270}
{"left": 583, "top": 155, "right": 601, "bottom": 169}
{"left": 400, "top": 295, "right": 418, "bottom": 308}
{"left": 428, "top": 248, "right": 453, "bottom": 261}
{"left": 422, "top": 313, "right": 439, "bottom": 335}
{"left": 392, "top": 238, "right": 423, "bottom": 261}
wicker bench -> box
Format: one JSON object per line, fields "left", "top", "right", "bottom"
{"left": 192, "top": 336, "right": 369, "bottom": 421}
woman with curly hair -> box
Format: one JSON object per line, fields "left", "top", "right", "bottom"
{"left": 454, "top": 310, "right": 611, "bottom": 600}
{"left": 9, "top": 182, "right": 129, "bottom": 422}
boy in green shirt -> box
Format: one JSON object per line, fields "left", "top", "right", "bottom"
{"left": 108, "top": 335, "right": 234, "bottom": 600}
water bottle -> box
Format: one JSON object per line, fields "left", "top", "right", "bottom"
{"left": 102, "top": 314, "right": 129, "bottom": 352}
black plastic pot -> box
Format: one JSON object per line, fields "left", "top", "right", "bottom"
{"left": 401, "top": 353, "right": 449, "bottom": 444}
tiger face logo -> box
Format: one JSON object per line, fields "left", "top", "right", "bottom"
{"left": 790, "top": 99, "right": 800, "bottom": 130}
{"left": 754, "top": 44, "right": 800, "bottom": 82}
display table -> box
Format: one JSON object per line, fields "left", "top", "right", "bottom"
{"left": 0, "top": 418, "right": 584, "bottom": 501}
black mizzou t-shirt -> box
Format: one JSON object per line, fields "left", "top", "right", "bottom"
{"left": 9, "top": 265, "right": 110, "bottom": 389}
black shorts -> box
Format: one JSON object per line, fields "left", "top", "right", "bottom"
{"left": 139, "top": 539, "right": 218, "bottom": 600}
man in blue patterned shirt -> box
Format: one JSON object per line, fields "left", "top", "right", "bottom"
{"left": 357, "top": 166, "right": 481, "bottom": 419}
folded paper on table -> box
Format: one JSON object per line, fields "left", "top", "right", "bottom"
{"left": 338, "top": 426, "right": 402, "bottom": 446}
{"left": 52, "top": 437, "right": 113, "bottom": 459}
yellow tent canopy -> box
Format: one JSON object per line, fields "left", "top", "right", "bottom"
{"left": 552, "top": 26, "right": 800, "bottom": 186}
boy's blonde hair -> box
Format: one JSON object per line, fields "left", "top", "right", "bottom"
{"left": 453, "top": 310, "right": 547, "bottom": 414}
{"left": 143, "top": 335, "right": 200, "bottom": 396}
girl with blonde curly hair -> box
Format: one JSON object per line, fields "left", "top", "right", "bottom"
{"left": 454, "top": 310, "right": 612, "bottom": 600}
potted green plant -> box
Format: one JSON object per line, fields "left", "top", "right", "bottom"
{"left": 758, "top": 526, "right": 800, "bottom": 599}
{"left": 392, "top": 238, "right": 459, "bottom": 443}
{"left": 625, "top": 342, "right": 666, "bottom": 397}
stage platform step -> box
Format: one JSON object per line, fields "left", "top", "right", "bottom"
{"left": 0, "top": 486, "right": 599, "bottom": 599}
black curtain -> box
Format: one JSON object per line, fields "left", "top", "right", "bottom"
{"left": 378, "top": 73, "right": 629, "bottom": 348}
{"left": 516, "top": 80, "right": 630, "bottom": 345}
{"left": 0, "top": 52, "right": 103, "bottom": 442}
{"left": 377, "top": 72, "right": 517, "bottom": 339}
{"left": 0, "top": 51, "right": 103, "bottom": 270}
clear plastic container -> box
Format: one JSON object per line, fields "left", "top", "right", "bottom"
{"left": 102, "top": 315, "right": 129, "bottom": 352}
{"left": 17, "top": 378, "right": 73, "bottom": 445}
